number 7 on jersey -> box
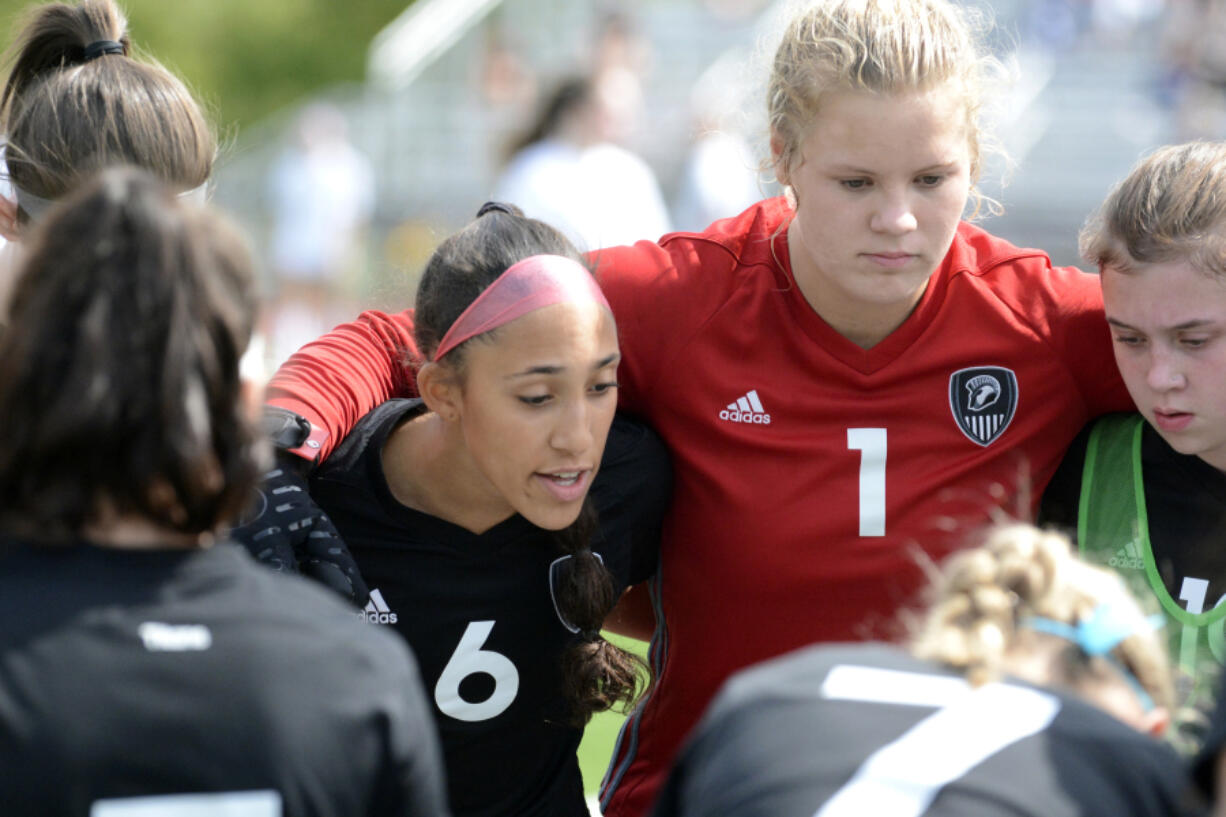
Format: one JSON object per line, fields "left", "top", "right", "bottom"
{"left": 847, "top": 428, "right": 886, "bottom": 537}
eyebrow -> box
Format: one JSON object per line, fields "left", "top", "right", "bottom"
{"left": 505, "top": 352, "right": 620, "bottom": 379}
{"left": 825, "top": 160, "right": 961, "bottom": 175}
{"left": 1107, "top": 317, "right": 1219, "bottom": 331}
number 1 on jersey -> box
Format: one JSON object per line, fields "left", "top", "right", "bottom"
{"left": 847, "top": 428, "right": 886, "bottom": 537}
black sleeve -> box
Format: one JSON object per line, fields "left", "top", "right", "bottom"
{"left": 589, "top": 412, "right": 674, "bottom": 586}
{"left": 1037, "top": 422, "right": 1093, "bottom": 535}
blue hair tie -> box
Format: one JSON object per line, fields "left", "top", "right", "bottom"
{"left": 1022, "top": 602, "right": 1165, "bottom": 711}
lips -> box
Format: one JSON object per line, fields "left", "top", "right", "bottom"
{"left": 1152, "top": 409, "right": 1193, "bottom": 433}
{"left": 865, "top": 252, "right": 915, "bottom": 268}
{"left": 535, "top": 469, "right": 592, "bottom": 503}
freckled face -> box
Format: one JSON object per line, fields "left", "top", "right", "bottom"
{"left": 780, "top": 86, "right": 973, "bottom": 341}
{"left": 1102, "top": 259, "right": 1226, "bottom": 471}
{"left": 456, "top": 300, "right": 620, "bottom": 529}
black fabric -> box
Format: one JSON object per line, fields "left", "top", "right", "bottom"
{"left": 1040, "top": 418, "right": 1226, "bottom": 603}
{"left": 311, "top": 401, "right": 671, "bottom": 817}
{"left": 652, "top": 643, "right": 1204, "bottom": 817}
{"left": 0, "top": 541, "right": 448, "bottom": 817}
{"left": 82, "top": 39, "right": 124, "bottom": 60}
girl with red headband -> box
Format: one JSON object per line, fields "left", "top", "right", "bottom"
{"left": 278, "top": 202, "right": 670, "bottom": 817}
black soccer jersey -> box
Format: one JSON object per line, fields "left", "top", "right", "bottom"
{"left": 0, "top": 540, "right": 448, "bottom": 817}
{"left": 651, "top": 644, "right": 1203, "bottom": 817}
{"left": 1041, "top": 417, "right": 1226, "bottom": 605}
{"left": 310, "top": 402, "right": 671, "bottom": 817}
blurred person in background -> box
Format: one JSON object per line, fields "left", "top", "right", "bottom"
{"left": 494, "top": 69, "right": 671, "bottom": 251}
{"left": 671, "top": 60, "right": 764, "bottom": 233}
{"left": 266, "top": 101, "right": 375, "bottom": 364}
{"left": 1159, "top": 0, "right": 1226, "bottom": 139}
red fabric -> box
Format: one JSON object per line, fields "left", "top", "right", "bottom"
{"left": 266, "top": 309, "right": 419, "bottom": 461}
{"left": 266, "top": 198, "right": 1132, "bottom": 816}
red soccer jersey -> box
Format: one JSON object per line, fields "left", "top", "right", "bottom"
{"left": 266, "top": 198, "right": 1132, "bottom": 817}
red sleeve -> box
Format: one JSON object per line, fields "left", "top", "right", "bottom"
{"left": 266, "top": 309, "right": 420, "bottom": 462}
{"left": 591, "top": 238, "right": 716, "bottom": 419}
{"left": 1030, "top": 263, "right": 1134, "bottom": 417}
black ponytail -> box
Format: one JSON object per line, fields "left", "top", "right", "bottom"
{"left": 552, "top": 499, "right": 647, "bottom": 724}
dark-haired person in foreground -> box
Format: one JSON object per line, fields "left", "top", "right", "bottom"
{"left": 0, "top": 168, "right": 448, "bottom": 817}
{"left": 652, "top": 525, "right": 1205, "bottom": 817}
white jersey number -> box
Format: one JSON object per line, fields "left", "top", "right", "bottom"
{"left": 92, "top": 791, "right": 280, "bottom": 816}
{"left": 434, "top": 620, "right": 520, "bottom": 722}
{"left": 1178, "top": 577, "right": 1226, "bottom": 668}
{"left": 847, "top": 428, "right": 887, "bottom": 537}
{"left": 817, "top": 666, "right": 1061, "bottom": 817}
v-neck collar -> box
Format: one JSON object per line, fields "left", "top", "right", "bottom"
{"left": 771, "top": 223, "right": 956, "bottom": 376}
{"left": 368, "top": 400, "right": 538, "bottom": 551}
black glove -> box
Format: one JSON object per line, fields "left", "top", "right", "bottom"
{"left": 229, "top": 458, "right": 371, "bottom": 608}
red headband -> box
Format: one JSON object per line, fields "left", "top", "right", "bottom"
{"left": 433, "top": 254, "right": 610, "bottom": 361}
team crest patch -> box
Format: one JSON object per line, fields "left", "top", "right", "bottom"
{"left": 948, "top": 366, "right": 1018, "bottom": 447}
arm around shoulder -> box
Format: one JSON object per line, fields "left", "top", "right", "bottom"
{"left": 266, "top": 309, "right": 420, "bottom": 463}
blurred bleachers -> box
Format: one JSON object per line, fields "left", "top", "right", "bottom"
{"left": 213, "top": 0, "right": 1181, "bottom": 331}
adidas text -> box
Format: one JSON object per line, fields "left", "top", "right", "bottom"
{"left": 718, "top": 409, "right": 771, "bottom": 424}
{"left": 1108, "top": 555, "right": 1145, "bottom": 570}
{"left": 720, "top": 389, "right": 771, "bottom": 425}
{"left": 360, "top": 589, "right": 399, "bottom": 624}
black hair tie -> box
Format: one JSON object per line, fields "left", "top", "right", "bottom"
{"left": 476, "top": 201, "right": 514, "bottom": 218}
{"left": 83, "top": 40, "right": 124, "bottom": 61}
{"left": 581, "top": 629, "right": 601, "bottom": 643}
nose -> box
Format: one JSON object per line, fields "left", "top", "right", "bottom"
{"left": 870, "top": 191, "right": 918, "bottom": 235}
{"left": 549, "top": 397, "right": 595, "bottom": 455}
{"left": 1146, "top": 348, "right": 1186, "bottom": 391}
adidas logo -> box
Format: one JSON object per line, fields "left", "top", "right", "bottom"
{"left": 719, "top": 389, "right": 771, "bottom": 425}
{"left": 1108, "top": 539, "right": 1145, "bottom": 570}
{"left": 359, "top": 588, "right": 399, "bottom": 624}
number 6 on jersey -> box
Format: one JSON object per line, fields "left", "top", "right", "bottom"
{"left": 434, "top": 620, "right": 520, "bottom": 722}
{"left": 847, "top": 428, "right": 886, "bottom": 537}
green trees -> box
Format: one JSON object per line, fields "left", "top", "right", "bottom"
{"left": 0, "top": 0, "right": 412, "bottom": 130}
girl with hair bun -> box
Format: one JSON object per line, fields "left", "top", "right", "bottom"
{"left": 653, "top": 525, "right": 1198, "bottom": 817}
{"left": 0, "top": 0, "right": 213, "bottom": 312}
{"left": 249, "top": 0, "right": 1143, "bottom": 811}
{"left": 295, "top": 202, "right": 671, "bottom": 817}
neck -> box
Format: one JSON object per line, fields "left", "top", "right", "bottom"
{"left": 1199, "top": 448, "right": 1226, "bottom": 473}
{"left": 383, "top": 412, "right": 514, "bottom": 534}
{"left": 785, "top": 219, "right": 926, "bottom": 349}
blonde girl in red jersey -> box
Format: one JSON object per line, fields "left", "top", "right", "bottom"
{"left": 256, "top": 2, "right": 1134, "bottom": 813}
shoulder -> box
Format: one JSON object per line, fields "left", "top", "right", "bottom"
{"left": 317, "top": 399, "right": 423, "bottom": 481}
{"left": 948, "top": 222, "right": 1104, "bottom": 309}
{"left": 589, "top": 198, "right": 791, "bottom": 336}
{"left": 709, "top": 642, "right": 918, "bottom": 714}
{"left": 591, "top": 198, "right": 788, "bottom": 290}
{"left": 1039, "top": 694, "right": 1200, "bottom": 815}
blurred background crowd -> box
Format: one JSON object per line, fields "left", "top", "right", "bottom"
{"left": 0, "top": 0, "right": 1218, "bottom": 366}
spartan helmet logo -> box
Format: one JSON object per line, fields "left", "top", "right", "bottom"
{"left": 949, "top": 366, "right": 1018, "bottom": 446}
{"left": 965, "top": 374, "right": 1001, "bottom": 412}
